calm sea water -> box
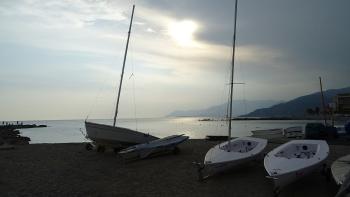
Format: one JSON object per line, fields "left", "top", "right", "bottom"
{"left": 13, "top": 117, "right": 330, "bottom": 144}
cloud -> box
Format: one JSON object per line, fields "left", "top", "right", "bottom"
{"left": 0, "top": 0, "right": 281, "bottom": 75}
{"left": 0, "top": 0, "right": 349, "bottom": 120}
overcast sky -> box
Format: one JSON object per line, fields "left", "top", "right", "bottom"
{"left": 0, "top": 0, "right": 349, "bottom": 120}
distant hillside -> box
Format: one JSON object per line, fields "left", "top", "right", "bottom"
{"left": 243, "top": 86, "right": 350, "bottom": 118}
{"left": 168, "top": 100, "right": 281, "bottom": 117}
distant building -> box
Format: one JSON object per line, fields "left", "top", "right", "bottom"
{"left": 334, "top": 93, "right": 350, "bottom": 114}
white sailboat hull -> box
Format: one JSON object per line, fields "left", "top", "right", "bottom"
{"left": 85, "top": 121, "right": 158, "bottom": 147}
{"left": 332, "top": 154, "right": 350, "bottom": 197}
{"left": 203, "top": 153, "right": 260, "bottom": 176}
{"left": 199, "top": 0, "right": 268, "bottom": 180}
{"left": 283, "top": 126, "right": 304, "bottom": 138}
{"left": 264, "top": 140, "right": 329, "bottom": 189}
{"left": 118, "top": 134, "right": 189, "bottom": 159}
{"left": 251, "top": 128, "right": 283, "bottom": 135}
{"left": 331, "top": 154, "right": 350, "bottom": 185}
{"left": 251, "top": 128, "right": 283, "bottom": 139}
{"left": 267, "top": 161, "right": 324, "bottom": 189}
{"left": 84, "top": 6, "right": 159, "bottom": 149}
{"left": 202, "top": 137, "right": 267, "bottom": 177}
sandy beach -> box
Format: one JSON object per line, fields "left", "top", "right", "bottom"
{"left": 1, "top": 139, "right": 349, "bottom": 197}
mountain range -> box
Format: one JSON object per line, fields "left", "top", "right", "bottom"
{"left": 168, "top": 86, "right": 350, "bottom": 118}
{"left": 243, "top": 86, "right": 350, "bottom": 118}
{"left": 168, "top": 100, "right": 281, "bottom": 117}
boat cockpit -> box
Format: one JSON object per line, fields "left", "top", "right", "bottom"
{"left": 275, "top": 143, "right": 318, "bottom": 159}
{"left": 220, "top": 140, "right": 258, "bottom": 153}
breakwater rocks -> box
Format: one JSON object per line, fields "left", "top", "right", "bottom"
{"left": 0, "top": 122, "right": 47, "bottom": 145}
{"left": 0, "top": 122, "right": 47, "bottom": 130}
{"left": 0, "top": 128, "right": 30, "bottom": 145}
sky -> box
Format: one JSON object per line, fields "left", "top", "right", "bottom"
{"left": 0, "top": 0, "right": 349, "bottom": 120}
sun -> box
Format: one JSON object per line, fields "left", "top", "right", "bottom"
{"left": 168, "top": 20, "right": 198, "bottom": 47}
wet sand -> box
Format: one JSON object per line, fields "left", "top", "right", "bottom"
{"left": 0, "top": 140, "right": 349, "bottom": 197}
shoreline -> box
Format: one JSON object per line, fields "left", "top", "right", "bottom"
{"left": 1, "top": 140, "right": 349, "bottom": 196}
{"left": 199, "top": 117, "right": 350, "bottom": 121}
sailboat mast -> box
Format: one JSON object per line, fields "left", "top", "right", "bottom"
{"left": 228, "top": 0, "right": 238, "bottom": 140}
{"left": 319, "top": 77, "right": 327, "bottom": 125}
{"left": 113, "top": 5, "right": 135, "bottom": 127}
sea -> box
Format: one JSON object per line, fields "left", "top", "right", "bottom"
{"left": 10, "top": 117, "right": 332, "bottom": 144}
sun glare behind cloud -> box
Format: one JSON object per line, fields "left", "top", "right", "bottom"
{"left": 168, "top": 20, "right": 198, "bottom": 47}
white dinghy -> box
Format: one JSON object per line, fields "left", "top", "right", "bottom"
{"left": 196, "top": 0, "right": 267, "bottom": 180}
{"left": 200, "top": 137, "right": 267, "bottom": 178}
{"left": 118, "top": 134, "right": 189, "bottom": 160}
{"left": 332, "top": 154, "right": 350, "bottom": 186}
{"left": 85, "top": 122, "right": 158, "bottom": 149}
{"left": 283, "top": 126, "right": 303, "bottom": 138}
{"left": 251, "top": 128, "right": 283, "bottom": 139}
{"left": 331, "top": 154, "right": 350, "bottom": 197}
{"left": 264, "top": 140, "right": 329, "bottom": 192}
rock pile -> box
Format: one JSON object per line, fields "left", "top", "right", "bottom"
{"left": 0, "top": 127, "right": 30, "bottom": 145}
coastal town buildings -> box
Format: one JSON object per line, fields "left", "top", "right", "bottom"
{"left": 334, "top": 93, "right": 350, "bottom": 114}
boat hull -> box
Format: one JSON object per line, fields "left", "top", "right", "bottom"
{"left": 85, "top": 121, "right": 158, "bottom": 148}
{"left": 251, "top": 128, "right": 283, "bottom": 139}
{"left": 203, "top": 152, "right": 261, "bottom": 177}
{"left": 283, "top": 126, "right": 304, "bottom": 138}
{"left": 118, "top": 135, "right": 189, "bottom": 159}
{"left": 264, "top": 140, "right": 329, "bottom": 189}
{"left": 268, "top": 160, "right": 325, "bottom": 189}
{"left": 331, "top": 154, "right": 350, "bottom": 185}
{"left": 119, "top": 146, "right": 176, "bottom": 160}
{"left": 202, "top": 137, "right": 267, "bottom": 178}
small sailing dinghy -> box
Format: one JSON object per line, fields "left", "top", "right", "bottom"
{"left": 200, "top": 137, "right": 267, "bottom": 178}
{"left": 85, "top": 5, "right": 158, "bottom": 150}
{"left": 264, "top": 140, "right": 329, "bottom": 192}
{"left": 283, "top": 126, "right": 303, "bottom": 138}
{"left": 251, "top": 128, "right": 283, "bottom": 139}
{"left": 197, "top": 0, "right": 267, "bottom": 179}
{"left": 335, "top": 175, "right": 350, "bottom": 197}
{"left": 118, "top": 134, "right": 189, "bottom": 160}
{"left": 331, "top": 154, "right": 350, "bottom": 197}
{"left": 85, "top": 122, "right": 158, "bottom": 148}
